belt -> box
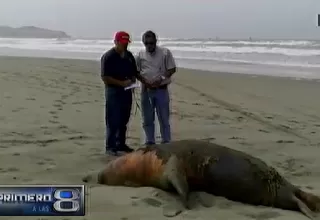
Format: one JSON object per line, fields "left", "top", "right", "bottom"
{"left": 147, "top": 84, "right": 168, "bottom": 90}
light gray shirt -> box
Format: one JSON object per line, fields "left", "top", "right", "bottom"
{"left": 135, "top": 46, "right": 176, "bottom": 86}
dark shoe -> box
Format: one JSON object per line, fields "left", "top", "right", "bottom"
{"left": 118, "top": 144, "right": 134, "bottom": 153}
{"left": 105, "top": 148, "right": 119, "bottom": 156}
{"left": 145, "top": 142, "right": 155, "bottom": 147}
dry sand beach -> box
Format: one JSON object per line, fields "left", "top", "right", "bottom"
{"left": 1, "top": 56, "right": 320, "bottom": 220}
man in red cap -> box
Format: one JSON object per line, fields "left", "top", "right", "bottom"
{"left": 100, "top": 31, "right": 142, "bottom": 155}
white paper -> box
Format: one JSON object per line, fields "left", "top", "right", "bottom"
{"left": 124, "top": 82, "right": 140, "bottom": 90}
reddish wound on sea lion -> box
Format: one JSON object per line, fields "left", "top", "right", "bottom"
{"left": 102, "top": 151, "right": 166, "bottom": 186}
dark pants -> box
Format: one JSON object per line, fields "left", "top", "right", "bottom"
{"left": 105, "top": 87, "right": 132, "bottom": 150}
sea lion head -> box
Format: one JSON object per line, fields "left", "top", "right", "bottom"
{"left": 83, "top": 150, "right": 167, "bottom": 187}
{"left": 82, "top": 170, "right": 100, "bottom": 183}
{"left": 81, "top": 161, "right": 118, "bottom": 184}
{"left": 81, "top": 161, "right": 124, "bottom": 185}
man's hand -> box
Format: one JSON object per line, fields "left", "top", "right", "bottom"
{"left": 144, "top": 81, "right": 153, "bottom": 88}
{"left": 138, "top": 75, "right": 153, "bottom": 88}
{"left": 121, "top": 79, "right": 133, "bottom": 88}
{"left": 150, "top": 75, "right": 165, "bottom": 88}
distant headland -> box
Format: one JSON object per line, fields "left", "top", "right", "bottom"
{"left": 0, "top": 26, "right": 71, "bottom": 38}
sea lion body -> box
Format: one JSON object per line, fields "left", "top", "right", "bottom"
{"left": 83, "top": 140, "right": 320, "bottom": 219}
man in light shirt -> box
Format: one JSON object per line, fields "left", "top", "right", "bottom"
{"left": 135, "top": 30, "right": 177, "bottom": 146}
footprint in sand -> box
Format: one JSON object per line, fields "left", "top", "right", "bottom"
{"left": 141, "top": 190, "right": 184, "bottom": 217}
{"left": 26, "top": 97, "right": 36, "bottom": 101}
{"left": 239, "top": 142, "right": 254, "bottom": 146}
{"left": 36, "top": 161, "right": 46, "bottom": 166}
{"left": 140, "top": 197, "right": 163, "bottom": 207}
{"left": 6, "top": 167, "right": 20, "bottom": 172}
{"left": 188, "top": 192, "right": 215, "bottom": 208}
{"left": 306, "top": 186, "right": 314, "bottom": 190}
{"left": 58, "top": 125, "right": 68, "bottom": 129}
{"left": 46, "top": 165, "right": 57, "bottom": 171}
{"left": 192, "top": 102, "right": 203, "bottom": 106}
{"left": 216, "top": 199, "right": 234, "bottom": 209}
{"left": 48, "top": 120, "right": 59, "bottom": 124}
{"left": 240, "top": 210, "right": 281, "bottom": 220}
{"left": 74, "top": 141, "right": 85, "bottom": 146}
{"left": 53, "top": 103, "right": 63, "bottom": 108}
{"left": 201, "top": 137, "right": 216, "bottom": 142}
{"left": 0, "top": 145, "right": 9, "bottom": 149}
{"left": 49, "top": 110, "right": 57, "bottom": 115}
{"left": 162, "top": 205, "right": 183, "bottom": 217}
{"left": 37, "top": 159, "right": 56, "bottom": 170}
{"left": 12, "top": 107, "right": 26, "bottom": 113}
{"left": 229, "top": 136, "right": 245, "bottom": 140}
{"left": 258, "top": 129, "right": 270, "bottom": 133}
{"left": 58, "top": 126, "right": 76, "bottom": 134}
{"left": 43, "top": 130, "right": 52, "bottom": 135}
{"left": 61, "top": 95, "right": 69, "bottom": 99}
{"left": 280, "top": 124, "right": 291, "bottom": 130}
{"left": 53, "top": 99, "right": 66, "bottom": 109}
{"left": 140, "top": 191, "right": 216, "bottom": 217}
{"left": 276, "top": 140, "right": 294, "bottom": 144}
{"left": 68, "top": 135, "right": 89, "bottom": 141}
{"left": 36, "top": 139, "right": 59, "bottom": 148}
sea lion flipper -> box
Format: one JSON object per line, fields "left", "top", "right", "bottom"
{"left": 164, "top": 155, "right": 190, "bottom": 209}
{"left": 292, "top": 194, "right": 315, "bottom": 219}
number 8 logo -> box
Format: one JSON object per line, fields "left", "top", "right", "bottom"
{"left": 53, "top": 189, "right": 80, "bottom": 212}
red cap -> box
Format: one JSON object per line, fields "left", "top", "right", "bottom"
{"left": 114, "top": 31, "right": 131, "bottom": 44}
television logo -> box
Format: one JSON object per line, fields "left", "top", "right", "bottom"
{"left": 53, "top": 189, "right": 81, "bottom": 212}
{"left": 0, "top": 185, "right": 85, "bottom": 216}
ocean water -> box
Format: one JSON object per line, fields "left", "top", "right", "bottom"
{"left": 1, "top": 37, "right": 320, "bottom": 79}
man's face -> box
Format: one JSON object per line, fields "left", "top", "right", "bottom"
{"left": 115, "top": 41, "right": 129, "bottom": 51}
{"left": 143, "top": 37, "right": 157, "bottom": 53}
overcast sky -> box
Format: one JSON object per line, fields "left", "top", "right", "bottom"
{"left": 0, "top": 0, "right": 319, "bottom": 39}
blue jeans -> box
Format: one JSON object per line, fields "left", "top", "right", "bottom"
{"left": 105, "top": 87, "right": 132, "bottom": 150}
{"left": 141, "top": 87, "right": 171, "bottom": 145}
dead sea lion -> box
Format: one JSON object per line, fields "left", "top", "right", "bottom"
{"left": 83, "top": 139, "right": 320, "bottom": 219}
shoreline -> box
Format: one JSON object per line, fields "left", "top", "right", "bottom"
{"left": 2, "top": 36, "right": 320, "bottom": 80}
{"left": 1, "top": 54, "right": 320, "bottom": 82}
